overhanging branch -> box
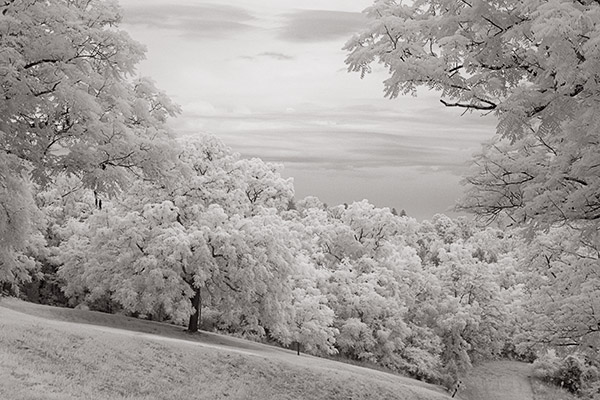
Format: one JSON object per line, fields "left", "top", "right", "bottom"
{"left": 440, "top": 98, "right": 497, "bottom": 110}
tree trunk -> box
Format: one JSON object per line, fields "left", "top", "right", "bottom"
{"left": 188, "top": 287, "right": 201, "bottom": 333}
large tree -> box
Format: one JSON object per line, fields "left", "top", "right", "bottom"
{"left": 346, "top": 0, "right": 600, "bottom": 352}
{"left": 0, "top": 0, "right": 179, "bottom": 287}
{"left": 345, "top": 0, "right": 600, "bottom": 226}
{"left": 57, "top": 136, "right": 298, "bottom": 334}
{"left": 0, "top": 0, "right": 179, "bottom": 185}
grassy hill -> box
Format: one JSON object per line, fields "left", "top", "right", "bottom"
{"left": 0, "top": 298, "right": 451, "bottom": 400}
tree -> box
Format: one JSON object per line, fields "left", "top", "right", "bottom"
{"left": 14, "top": 173, "right": 97, "bottom": 304}
{"left": 0, "top": 0, "right": 179, "bottom": 287}
{"left": 1, "top": 0, "right": 179, "bottom": 187}
{"left": 432, "top": 240, "right": 514, "bottom": 369}
{"left": 293, "top": 200, "right": 444, "bottom": 378}
{"left": 285, "top": 254, "right": 338, "bottom": 355}
{"left": 346, "top": 0, "right": 597, "bottom": 115}
{"left": 288, "top": 196, "right": 522, "bottom": 378}
{"left": 346, "top": 0, "right": 600, "bottom": 354}
{"left": 0, "top": 152, "right": 43, "bottom": 290}
{"left": 340, "top": 200, "right": 403, "bottom": 255}
{"left": 518, "top": 226, "right": 600, "bottom": 350}
{"left": 345, "top": 0, "right": 600, "bottom": 227}
{"left": 57, "top": 136, "right": 300, "bottom": 334}
{"left": 413, "top": 217, "right": 521, "bottom": 375}
{"left": 236, "top": 158, "right": 294, "bottom": 214}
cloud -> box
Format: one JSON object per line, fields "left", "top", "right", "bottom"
{"left": 171, "top": 102, "right": 494, "bottom": 219}
{"left": 240, "top": 52, "right": 295, "bottom": 61}
{"left": 278, "top": 10, "right": 368, "bottom": 42}
{"left": 171, "top": 96, "right": 496, "bottom": 177}
{"left": 120, "top": 3, "right": 257, "bottom": 37}
{"left": 175, "top": 120, "right": 480, "bottom": 174}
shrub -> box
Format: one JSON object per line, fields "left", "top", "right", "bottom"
{"left": 556, "top": 355, "right": 584, "bottom": 394}
{"left": 533, "top": 350, "right": 561, "bottom": 381}
{"left": 534, "top": 351, "right": 600, "bottom": 397}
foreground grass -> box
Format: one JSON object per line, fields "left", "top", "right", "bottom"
{"left": 0, "top": 298, "right": 449, "bottom": 400}
{"left": 530, "top": 378, "right": 580, "bottom": 400}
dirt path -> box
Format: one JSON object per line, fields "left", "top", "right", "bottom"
{"left": 457, "top": 361, "right": 534, "bottom": 400}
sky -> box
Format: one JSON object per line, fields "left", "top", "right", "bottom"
{"left": 117, "top": 0, "right": 497, "bottom": 221}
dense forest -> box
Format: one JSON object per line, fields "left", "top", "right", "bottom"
{"left": 1, "top": 0, "right": 600, "bottom": 397}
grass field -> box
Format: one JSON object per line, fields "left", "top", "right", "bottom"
{"left": 0, "top": 297, "right": 451, "bottom": 400}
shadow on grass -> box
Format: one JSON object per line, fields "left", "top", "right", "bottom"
{"left": 0, "top": 297, "right": 272, "bottom": 353}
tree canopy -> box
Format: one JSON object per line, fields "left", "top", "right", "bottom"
{"left": 345, "top": 0, "right": 600, "bottom": 356}
{"left": 0, "top": 0, "right": 179, "bottom": 288}
{"left": 1, "top": 0, "right": 179, "bottom": 188}
{"left": 345, "top": 0, "right": 600, "bottom": 230}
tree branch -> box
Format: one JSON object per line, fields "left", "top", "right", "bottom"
{"left": 440, "top": 98, "right": 497, "bottom": 110}
{"left": 23, "top": 58, "right": 61, "bottom": 70}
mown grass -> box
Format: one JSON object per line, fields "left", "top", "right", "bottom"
{"left": 0, "top": 298, "right": 450, "bottom": 400}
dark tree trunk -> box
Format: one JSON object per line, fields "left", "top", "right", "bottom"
{"left": 188, "top": 287, "right": 201, "bottom": 333}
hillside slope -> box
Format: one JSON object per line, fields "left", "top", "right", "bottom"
{"left": 0, "top": 298, "right": 451, "bottom": 400}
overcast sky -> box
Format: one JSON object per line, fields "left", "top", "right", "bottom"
{"left": 118, "top": 0, "right": 497, "bottom": 221}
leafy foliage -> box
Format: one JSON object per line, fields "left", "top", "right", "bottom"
{"left": 346, "top": 0, "right": 600, "bottom": 367}
{"left": 517, "top": 226, "right": 600, "bottom": 349}
{"left": 0, "top": 0, "right": 180, "bottom": 288}
{"left": 57, "top": 137, "right": 306, "bottom": 341}
{"left": 534, "top": 350, "right": 600, "bottom": 396}
{"left": 0, "top": 152, "right": 43, "bottom": 289}
{"left": 346, "top": 0, "right": 600, "bottom": 228}
{"left": 0, "top": 0, "right": 179, "bottom": 190}
{"left": 285, "top": 201, "right": 520, "bottom": 381}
